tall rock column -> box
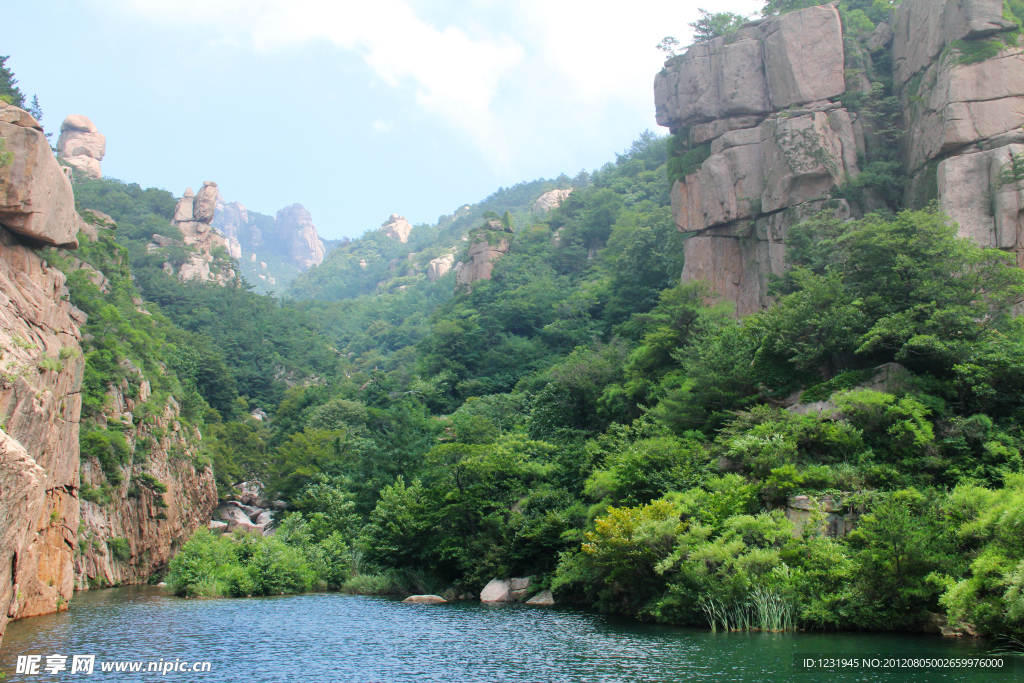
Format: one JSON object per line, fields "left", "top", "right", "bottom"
{"left": 275, "top": 204, "right": 325, "bottom": 271}
{"left": 56, "top": 115, "right": 106, "bottom": 180}
{"left": 655, "top": 4, "right": 858, "bottom": 315}
{"left": 0, "top": 103, "right": 87, "bottom": 646}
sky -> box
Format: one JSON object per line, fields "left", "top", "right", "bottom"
{"left": 6, "top": 0, "right": 763, "bottom": 239}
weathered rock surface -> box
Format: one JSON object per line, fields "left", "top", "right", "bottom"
{"left": 427, "top": 253, "right": 455, "bottom": 282}
{"left": 533, "top": 189, "right": 573, "bottom": 213}
{"left": 276, "top": 204, "right": 325, "bottom": 271}
{"left": 785, "top": 494, "right": 855, "bottom": 538}
{"left": 654, "top": 5, "right": 844, "bottom": 130}
{"left": 402, "top": 595, "right": 447, "bottom": 604}
{"left": 381, "top": 214, "right": 413, "bottom": 243}
{"left": 0, "top": 105, "right": 79, "bottom": 248}
{"left": 56, "top": 115, "right": 106, "bottom": 180}
{"left": 0, "top": 109, "right": 89, "bottom": 646}
{"left": 480, "top": 578, "right": 513, "bottom": 602}
{"left": 456, "top": 233, "right": 509, "bottom": 286}
{"left": 480, "top": 577, "right": 532, "bottom": 602}
{"left": 75, "top": 382, "right": 217, "bottom": 589}
{"left": 526, "top": 589, "right": 555, "bottom": 605}
{"left": 892, "top": 0, "right": 1015, "bottom": 88}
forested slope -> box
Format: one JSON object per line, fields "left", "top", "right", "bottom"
{"left": 24, "top": 0, "right": 1024, "bottom": 640}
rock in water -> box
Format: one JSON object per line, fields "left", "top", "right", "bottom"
{"left": 526, "top": 590, "right": 555, "bottom": 605}
{"left": 480, "top": 578, "right": 513, "bottom": 602}
{"left": 56, "top": 115, "right": 106, "bottom": 179}
{"left": 402, "top": 595, "right": 447, "bottom": 604}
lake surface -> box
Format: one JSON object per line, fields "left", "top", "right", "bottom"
{"left": 0, "top": 587, "right": 1016, "bottom": 682}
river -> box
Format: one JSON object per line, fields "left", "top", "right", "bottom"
{"left": 0, "top": 587, "right": 1015, "bottom": 682}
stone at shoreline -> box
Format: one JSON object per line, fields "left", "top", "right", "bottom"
{"left": 526, "top": 590, "right": 555, "bottom": 605}
{"left": 480, "top": 578, "right": 513, "bottom": 602}
{"left": 402, "top": 595, "right": 447, "bottom": 604}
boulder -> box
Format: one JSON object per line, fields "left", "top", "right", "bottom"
{"left": 785, "top": 494, "right": 855, "bottom": 538}
{"left": 533, "top": 189, "right": 573, "bottom": 213}
{"left": 0, "top": 102, "right": 41, "bottom": 129}
{"left": 192, "top": 182, "right": 218, "bottom": 223}
{"left": 480, "top": 578, "right": 514, "bottom": 602}
{"left": 0, "top": 116, "right": 79, "bottom": 248}
{"left": 510, "top": 576, "right": 532, "bottom": 600}
{"left": 172, "top": 189, "right": 194, "bottom": 223}
{"left": 275, "top": 203, "right": 325, "bottom": 270}
{"left": 761, "top": 5, "right": 846, "bottom": 108}
{"left": 208, "top": 520, "right": 228, "bottom": 533}
{"left": 381, "top": 214, "right": 412, "bottom": 242}
{"left": 526, "top": 590, "right": 555, "bottom": 605}
{"left": 402, "top": 595, "right": 447, "bottom": 604}
{"left": 427, "top": 253, "right": 455, "bottom": 282}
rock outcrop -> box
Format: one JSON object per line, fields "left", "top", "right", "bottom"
{"left": 56, "top": 115, "right": 105, "bottom": 180}
{"left": 456, "top": 233, "right": 509, "bottom": 286}
{"left": 426, "top": 253, "right": 455, "bottom": 282}
{"left": 402, "top": 594, "right": 447, "bottom": 604}
{"left": 655, "top": 5, "right": 859, "bottom": 315}
{"left": 654, "top": 1, "right": 1024, "bottom": 313}
{"left": 0, "top": 104, "right": 87, "bottom": 647}
{"left": 165, "top": 182, "right": 235, "bottom": 285}
{"left": 533, "top": 189, "right": 573, "bottom": 213}
{"left": 275, "top": 204, "right": 325, "bottom": 270}
{"left": 381, "top": 214, "right": 413, "bottom": 243}
{"left": 894, "top": 0, "right": 1024, "bottom": 261}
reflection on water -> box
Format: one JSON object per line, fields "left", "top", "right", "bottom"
{"left": 0, "top": 586, "right": 1010, "bottom": 682}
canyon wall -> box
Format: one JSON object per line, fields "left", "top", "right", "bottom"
{"left": 75, "top": 378, "right": 217, "bottom": 589}
{"left": 0, "top": 103, "right": 219, "bottom": 646}
{"left": 654, "top": 0, "right": 1024, "bottom": 314}
{"left": 0, "top": 102, "right": 85, "bottom": 646}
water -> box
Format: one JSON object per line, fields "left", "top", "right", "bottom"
{"left": 0, "top": 587, "right": 1016, "bottom": 682}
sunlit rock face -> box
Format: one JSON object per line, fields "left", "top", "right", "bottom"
{"left": 380, "top": 214, "right": 412, "bottom": 243}
{"left": 654, "top": 0, "right": 1024, "bottom": 315}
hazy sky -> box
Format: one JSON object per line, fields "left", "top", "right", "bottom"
{"left": 7, "top": 0, "right": 763, "bottom": 239}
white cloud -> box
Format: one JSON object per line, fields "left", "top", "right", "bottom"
{"left": 371, "top": 120, "right": 392, "bottom": 134}
{"left": 120, "top": 0, "right": 524, "bottom": 154}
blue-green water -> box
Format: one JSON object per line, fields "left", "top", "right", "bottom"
{"left": 0, "top": 587, "right": 1016, "bottom": 682}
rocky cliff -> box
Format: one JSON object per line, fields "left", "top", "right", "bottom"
{"left": 654, "top": 0, "right": 1024, "bottom": 314}
{"left": 75, "top": 378, "right": 216, "bottom": 589}
{"left": 456, "top": 219, "right": 514, "bottom": 286}
{"left": 0, "top": 102, "right": 85, "bottom": 646}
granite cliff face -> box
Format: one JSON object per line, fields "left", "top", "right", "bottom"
{"left": 75, "top": 378, "right": 216, "bottom": 590}
{"left": 0, "top": 103, "right": 217, "bottom": 646}
{"left": 0, "top": 103, "right": 86, "bottom": 646}
{"left": 381, "top": 214, "right": 413, "bottom": 243}
{"left": 654, "top": 0, "right": 1024, "bottom": 314}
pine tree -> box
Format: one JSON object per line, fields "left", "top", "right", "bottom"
{"left": 28, "top": 94, "right": 42, "bottom": 122}
{"left": 0, "top": 56, "right": 25, "bottom": 108}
